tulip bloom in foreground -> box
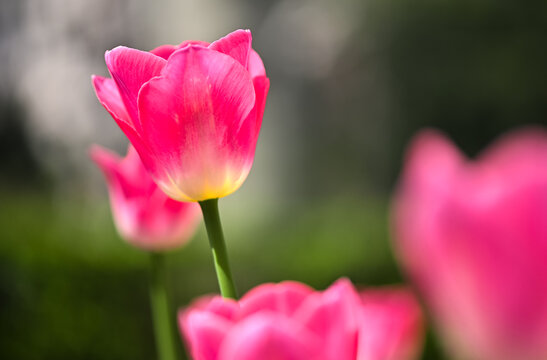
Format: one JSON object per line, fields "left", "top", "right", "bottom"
{"left": 392, "top": 128, "right": 547, "bottom": 360}
{"left": 92, "top": 29, "right": 269, "bottom": 202}
{"left": 91, "top": 144, "right": 201, "bottom": 251}
{"left": 179, "top": 278, "right": 423, "bottom": 360}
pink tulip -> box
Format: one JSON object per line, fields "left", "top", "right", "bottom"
{"left": 392, "top": 128, "right": 547, "bottom": 360}
{"left": 90, "top": 144, "right": 201, "bottom": 251}
{"left": 92, "top": 29, "right": 269, "bottom": 202}
{"left": 179, "top": 278, "right": 423, "bottom": 360}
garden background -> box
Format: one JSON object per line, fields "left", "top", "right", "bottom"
{"left": 1, "top": 0, "right": 545, "bottom": 359}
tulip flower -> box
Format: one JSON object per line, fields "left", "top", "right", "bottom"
{"left": 91, "top": 144, "right": 201, "bottom": 360}
{"left": 92, "top": 29, "right": 269, "bottom": 203}
{"left": 92, "top": 29, "right": 269, "bottom": 300}
{"left": 90, "top": 144, "right": 201, "bottom": 251}
{"left": 392, "top": 128, "right": 547, "bottom": 360}
{"left": 179, "top": 278, "right": 423, "bottom": 360}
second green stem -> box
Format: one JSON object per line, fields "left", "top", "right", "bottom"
{"left": 149, "top": 252, "right": 177, "bottom": 360}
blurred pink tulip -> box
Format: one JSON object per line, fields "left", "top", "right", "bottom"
{"left": 392, "top": 128, "right": 547, "bottom": 360}
{"left": 92, "top": 29, "right": 269, "bottom": 202}
{"left": 179, "top": 278, "right": 423, "bottom": 360}
{"left": 90, "top": 144, "right": 201, "bottom": 251}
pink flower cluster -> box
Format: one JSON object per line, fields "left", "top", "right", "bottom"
{"left": 90, "top": 27, "right": 547, "bottom": 360}
{"left": 180, "top": 279, "right": 422, "bottom": 360}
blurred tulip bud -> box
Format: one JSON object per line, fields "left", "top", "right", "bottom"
{"left": 392, "top": 128, "right": 547, "bottom": 360}
{"left": 91, "top": 144, "right": 201, "bottom": 251}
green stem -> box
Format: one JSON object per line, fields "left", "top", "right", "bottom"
{"left": 199, "top": 198, "right": 238, "bottom": 299}
{"left": 149, "top": 253, "right": 177, "bottom": 360}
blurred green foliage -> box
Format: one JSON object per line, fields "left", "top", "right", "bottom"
{"left": 377, "top": 0, "right": 547, "bottom": 172}
{"left": 1, "top": 191, "right": 439, "bottom": 359}
{"left": 296, "top": 0, "right": 546, "bottom": 197}
{"left": 0, "top": 192, "right": 154, "bottom": 359}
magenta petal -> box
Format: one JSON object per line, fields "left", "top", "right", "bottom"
{"left": 199, "top": 296, "right": 239, "bottom": 322}
{"left": 248, "top": 49, "right": 266, "bottom": 78}
{"left": 251, "top": 76, "right": 270, "bottom": 136}
{"left": 138, "top": 45, "right": 256, "bottom": 201}
{"left": 150, "top": 44, "right": 178, "bottom": 60}
{"left": 398, "top": 129, "right": 463, "bottom": 195}
{"left": 179, "top": 40, "right": 210, "bottom": 48}
{"left": 209, "top": 29, "right": 252, "bottom": 69}
{"left": 90, "top": 145, "right": 138, "bottom": 243}
{"left": 90, "top": 144, "right": 141, "bottom": 202}
{"left": 358, "top": 288, "right": 424, "bottom": 360}
{"left": 297, "top": 278, "right": 361, "bottom": 360}
{"left": 218, "top": 314, "right": 322, "bottom": 360}
{"left": 180, "top": 310, "right": 233, "bottom": 360}
{"left": 392, "top": 130, "right": 464, "bottom": 299}
{"left": 478, "top": 127, "right": 547, "bottom": 182}
{"left": 91, "top": 144, "right": 155, "bottom": 209}
{"left": 105, "top": 46, "right": 166, "bottom": 130}
{"left": 115, "top": 119, "right": 159, "bottom": 177}
{"left": 92, "top": 75, "right": 153, "bottom": 169}
{"left": 89, "top": 144, "right": 122, "bottom": 186}
{"left": 228, "top": 75, "right": 269, "bottom": 176}
{"left": 239, "top": 281, "right": 314, "bottom": 318}
{"left": 90, "top": 144, "right": 147, "bottom": 204}
{"left": 92, "top": 75, "right": 133, "bottom": 128}
{"left": 151, "top": 41, "right": 209, "bottom": 60}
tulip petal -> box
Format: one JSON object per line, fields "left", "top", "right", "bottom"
{"left": 209, "top": 29, "right": 252, "bottom": 69}
{"left": 151, "top": 41, "right": 210, "bottom": 60}
{"left": 192, "top": 296, "right": 239, "bottom": 322}
{"left": 180, "top": 311, "right": 233, "bottom": 360}
{"left": 248, "top": 49, "right": 266, "bottom": 78}
{"left": 92, "top": 75, "right": 133, "bottom": 128}
{"left": 478, "top": 127, "right": 547, "bottom": 182}
{"left": 92, "top": 75, "right": 154, "bottom": 170}
{"left": 358, "top": 288, "right": 423, "bottom": 360}
{"left": 393, "top": 130, "right": 464, "bottom": 299}
{"left": 150, "top": 44, "right": 178, "bottom": 60}
{"left": 227, "top": 75, "right": 270, "bottom": 178}
{"left": 180, "top": 40, "right": 210, "bottom": 48}
{"left": 115, "top": 119, "right": 160, "bottom": 178}
{"left": 398, "top": 130, "right": 463, "bottom": 195}
{"left": 138, "top": 45, "right": 256, "bottom": 201}
{"left": 105, "top": 46, "right": 166, "bottom": 130}
{"left": 251, "top": 76, "right": 270, "bottom": 136}
{"left": 219, "top": 313, "right": 322, "bottom": 360}
{"left": 239, "top": 281, "right": 314, "bottom": 319}
{"left": 90, "top": 145, "right": 145, "bottom": 200}
{"left": 90, "top": 145, "right": 143, "bottom": 244}
{"left": 297, "top": 278, "right": 361, "bottom": 360}
{"left": 90, "top": 144, "right": 122, "bottom": 187}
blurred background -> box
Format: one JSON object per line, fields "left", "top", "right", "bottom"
{"left": 0, "top": 0, "right": 545, "bottom": 359}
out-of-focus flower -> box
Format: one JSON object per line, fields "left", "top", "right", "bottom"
{"left": 392, "top": 128, "right": 547, "bottom": 360}
{"left": 92, "top": 29, "right": 269, "bottom": 202}
{"left": 179, "top": 278, "right": 423, "bottom": 360}
{"left": 90, "top": 144, "right": 201, "bottom": 251}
